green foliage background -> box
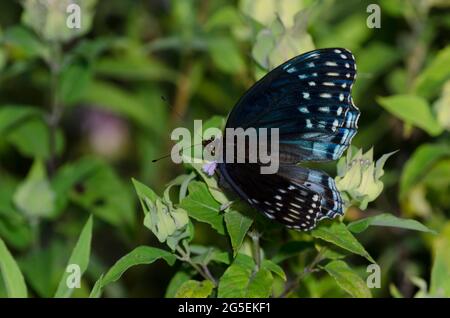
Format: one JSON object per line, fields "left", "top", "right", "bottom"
{"left": 0, "top": 0, "right": 449, "bottom": 298}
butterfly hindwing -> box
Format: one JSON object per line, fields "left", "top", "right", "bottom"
{"left": 218, "top": 163, "right": 343, "bottom": 231}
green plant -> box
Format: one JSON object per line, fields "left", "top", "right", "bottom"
{"left": 0, "top": 0, "right": 449, "bottom": 298}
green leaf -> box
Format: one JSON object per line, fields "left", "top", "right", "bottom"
{"left": 174, "top": 280, "right": 214, "bottom": 298}
{"left": 414, "top": 46, "right": 450, "bottom": 99}
{"left": 52, "top": 157, "right": 101, "bottom": 216}
{"left": 347, "top": 213, "right": 436, "bottom": 234}
{"left": 261, "top": 260, "right": 286, "bottom": 281}
{"left": 6, "top": 118, "right": 64, "bottom": 159}
{"left": 80, "top": 80, "right": 160, "bottom": 129}
{"left": 180, "top": 181, "right": 225, "bottom": 234}
{"left": 71, "top": 161, "right": 135, "bottom": 227}
{"left": 317, "top": 14, "right": 371, "bottom": 52}
{"left": 218, "top": 266, "right": 273, "bottom": 298}
{"left": 13, "top": 160, "right": 56, "bottom": 218}
{"left": 352, "top": 43, "right": 399, "bottom": 100}
{"left": 60, "top": 62, "right": 92, "bottom": 105}
{"left": 323, "top": 260, "right": 372, "bottom": 298}
{"left": 91, "top": 246, "right": 176, "bottom": 297}
{"left": 165, "top": 271, "right": 191, "bottom": 298}
{"left": 271, "top": 241, "right": 314, "bottom": 263}
{"left": 3, "top": 26, "right": 49, "bottom": 60}
{"left": 88, "top": 274, "right": 103, "bottom": 298}
{"left": 190, "top": 245, "right": 231, "bottom": 265}
{"left": 94, "top": 54, "right": 177, "bottom": 82}
{"left": 224, "top": 209, "right": 253, "bottom": 256}
{"left": 208, "top": 37, "right": 244, "bottom": 74}
{"left": 54, "top": 216, "right": 93, "bottom": 298}
{"left": 430, "top": 223, "right": 450, "bottom": 297}
{"left": 378, "top": 95, "right": 443, "bottom": 136}
{"left": 18, "top": 241, "right": 69, "bottom": 297}
{"left": 218, "top": 254, "right": 273, "bottom": 298}
{"left": 0, "top": 105, "right": 42, "bottom": 136}
{"left": 311, "top": 222, "right": 375, "bottom": 263}
{"left": 400, "top": 143, "right": 450, "bottom": 198}
{"left": 433, "top": 80, "right": 450, "bottom": 131}
{"left": 0, "top": 238, "right": 27, "bottom": 298}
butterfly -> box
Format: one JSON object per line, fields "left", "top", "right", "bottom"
{"left": 204, "top": 48, "right": 359, "bottom": 231}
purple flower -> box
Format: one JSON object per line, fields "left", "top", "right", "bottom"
{"left": 202, "top": 161, "right": 218, "bottom": 176}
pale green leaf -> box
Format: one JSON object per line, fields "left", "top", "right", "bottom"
{"left": 400, "top": 143, "right": 450, "bottom": 198}
{"left": 165, "top": 271, "right": 191, "bottom": 298}
{"left": 54, "top": 216, "right": 93, "bottom": 298}
{"left": 218, "top": 254, "right": 273, "bottom": 298}
{"left": 0, "top": 238, "right": 27, "bottom": 298}
{"left": 174, "top": 280, "right": 214, "bottom": 298}
{"left": 311, "top": 222, "right": 375, "bottom": 263}
{"left": 347, "top": 213, "right": 436, "bottom": 234}
{"left": 430, "top": 223, "right": 450, "bottom": 297}
{"left": 414, "top": 46, "right": 450, "bottom": 99}
{"left": 180, "top": 182, "right": 225, "bottom": 234}
{"left": 323, "top": 260, "right": 372, "bottom": 298}
{"left": 378, "top": 95, "right": 443, "bottom": 136}
{"left": 224, "top": 209, "right": 253, "bottom": 256}
{"left": 13, "top": 160, "right": 56, "bottom": 218}
{"left": 91, "top": 246, "right": 176, "bottom": 297}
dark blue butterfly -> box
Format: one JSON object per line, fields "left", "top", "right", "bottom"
{"left": 216, "top": 48, "right": 359, "bottom": 231}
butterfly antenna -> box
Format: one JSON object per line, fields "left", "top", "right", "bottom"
{"left": 151, "top": 142, "right": 204, "bottom": 163}
{"left": 161, "top": 96, "right": 186, "bottom": 122}
{"left": 161, "top": 95, "right": 206, "bottom": 142}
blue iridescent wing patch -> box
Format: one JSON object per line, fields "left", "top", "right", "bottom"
{"left": 218, "top": 48, "right": 359, "bottom": 231}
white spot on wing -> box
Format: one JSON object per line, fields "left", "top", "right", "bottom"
{"left": 320, "top": 93, "right": 332, "bottom": 98}
{"left": 290, "top": 203, "right": 301, "bottom": 209}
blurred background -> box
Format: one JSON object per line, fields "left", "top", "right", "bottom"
{"left": 0, "top": 0, "right": 449, "bottom": 297}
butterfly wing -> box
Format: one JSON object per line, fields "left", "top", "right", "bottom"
{"left": 225, "top": 48, "right": 359, "bottom": 163}
{"left": 218, "top": 163, "right": 343, "bottom": 230}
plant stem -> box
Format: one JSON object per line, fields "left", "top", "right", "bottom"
{"left": 278, "top": 249, "right": 326, "bottom": 298}
{"left": 175, "top": 245, "right": 217, "bottom": 286}
{"left": 249, "top": 229, "right": 262, "bottom": 270}
{"left": 47, "top": 42, "right": 63, "bottom": 176}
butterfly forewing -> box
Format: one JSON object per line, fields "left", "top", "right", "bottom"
{"left": 225, "top": 48, "right": 359, "bottom": 163}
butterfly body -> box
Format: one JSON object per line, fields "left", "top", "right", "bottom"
{"left": 210, "top": 48, "right": 359, "bottom": 231}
